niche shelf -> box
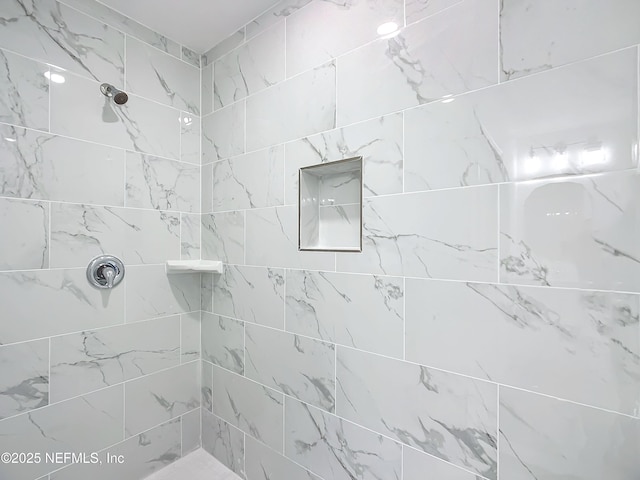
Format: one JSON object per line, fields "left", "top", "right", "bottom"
{"left": 298, "top": 156, "right": 363, "bottom": 252}
{"left": 165, "top": 260, "right": 224, "bottom": 274}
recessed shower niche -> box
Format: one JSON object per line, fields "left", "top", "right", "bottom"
{"left": 298, "top": 157, "right": 363, "bottom": 252}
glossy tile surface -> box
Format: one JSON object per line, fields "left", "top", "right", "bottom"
{"left": 0, "top": 339, "right": 49, "bottom": 420}
{"left": 406, "top": 279, "right": 640, "bottom": 417}
{"left": 285, "top": 397, "right": 402, "bottom": 480}
{"left": 501, "top": 0, "right": 640, "bottom": 80}
{"left": 499, "top": 387, "right": 640, "bottom": 479}
{"left": 245, "top": 324, "right": 336, "bottom": 412}
{"left": 246, "top": 62, "right": 336, "bottom": 151}
{"left": 404, "top": 48, "right": 638, "bottom": 190}
{"left": 337, "top": 186, "right": 499, "bottom": 281}
{"left": 214, "top": 23, "right": 285, "bottom": 109}
{"left": 202, "top": 410, "right": 246, "bottom": 477}
{"left": 213, "top": 265, "right": 284, "bottom": 329}
{"left": 285, "top": 270, "right": 404, "bottom": 357}
{"left": 50, "top": 316, "right": 180, "bottom": 402}
{"left": 337, "top": 347, "right": 498, "bottom": 479}
{"left": 500, "top": 171, "right": 640, "bottom": 291}
{"left": 337, "top": 0, "right": 498, "bottom": 126}
{"left": 212, "top": 146, "right": 285, "bottom": 211}
{"left": 202, "top": 313, "right": 244, "bottom": 374}
{"left": 0, "top": 198, "right": 49, "bottom": 271}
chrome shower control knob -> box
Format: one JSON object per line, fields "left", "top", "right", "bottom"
{"left": 86, "top": 255, "right": 125, "bottom": 289}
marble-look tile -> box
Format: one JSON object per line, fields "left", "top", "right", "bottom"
{"left": 500, "top": 0, "right": 640, "bottom": 80}
{"left": 212, "top": 146, "right": 285, "bottom": 211}
{"left": 337, "top": 347, "right": 498, "bottom": 479}
{"left": 405, "top": 279, "right": 640, "bottom": 417}
{"left": 285, "top": 270, "right": 404, "bottom": 358}
{"left": 56, "top": 0, "right": 181, "bottom": 58}
{"left": 404, "top": 48, "right": 638, "bottom": 190}
{"left": 285, "top": 114, "right": 403, "bottom": 203}
{"left": 0, "top": 49, "right": 49, "bottom": 130}
{"left": 213, "top": 265, "right": 285, "bottom": 329}
{"left": 204, "top": 29, "right": 246, "bottom": 65}
{"left": 126, "top": 36, "right": 200, "bottom": 114}
{"left": 125, "top": 362, "right": 199, "bottom": 436}
{"left": 52, "top": 418, "right": 181, "bottom": 480}
{"left": 214, "top": 23, "right": 285, "bottom": 109}
{"left": 50, "top": 73, "right": 180, "bottom": 160}
{"left": 403, "top": 446, "right": 478, "bottom": 480}
{"left": 202, "top": 162, "right": 214, "bottom": 213}
{"left": 202, "top": 410, "right": 246, "bottom": 477}
{"left": 125, "top": 265, "right": 200, "bottom": 322}
{"left": 202, "top": 360, "right": 213, "bottom": 412}
{"left": 202, "top": 64, "right": 214, "bottom": 116}
{"left": 0, "top": 385, "right": 123, "bottom": 480}
{"left": 245, "top": 206, "right": 335, "bottom": 270}
{"left": 202, "top": 273, "right": 214, "bottom": 312}
{"left": 211, "top": 364, "right": 284, "bottom": 451}
{"left": 0, "top": 0, "right": 124, "bottom": 85}
{"left": 181, "top": 112, "right": 201, "bottom": 165}
{"left": 337, "top": 0, "right": 498, "bottom": 126}
{"left": 245, "top": 435, "right": 321, "bottom": 480}
{"left": 126, "top": 151, "right": 200, "bottom": 213}
{"left": 181, "top": 46, "right": 201, "bottom": 68}
{"left": 246, "top": 62, "right": 336, "bottom": 151}
{"left": 181, "top": 312, "right": 201, "bottom": 363}
{"left": 202, "top": 312, "right": 244, "bottom": 374}
{"left": 202, "top": 211, "right": 245, "bottom": 264}
{"left": 181, "top": 408, "right": 201, "bottom": 454}
{"left": 202, "top": 102, "right": 245, "bottom": 163}
{"left": 181, "top": 213, "right": 201, "bottom": 260}
{"left": 0, "top": 268, "right": 124, "bottom": 344}
{"left": 405, "top": 0, "right": 462, "bottom": 24}
{"left": 0, "top": 339, "right": 48, "bottom": 420}
{"left": 50, "top": 202, "right": 180, "bottom": 268}
{"left": 499, "top": 387, "right": 640, "bottom": 479}
{"left": 245, "top": 324, "right": 335, "bottom": 412}
{"left": 500, "top": 171, "right": 640, "bottom": 292}
{"left": 336, "top": 186, "right": 498, "bottom": 281}
{"left": 286, "top": 0, "right": 403, "bottom": 76}
{"left": 50, "top": 316, "right": 180, "bottom": 402}
{"left": 247, "top": 0, "right": 311, "bottom": 39}
{"left": 285, "top": 397, "right": 402, "bottom": 480}
{"left": 0, "top": 198, "right": 49, "bottom": 271}
{"left": 0, "top": 126, "right": 125, "bottom": 206}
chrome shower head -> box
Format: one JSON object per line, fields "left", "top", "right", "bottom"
{"left": 100, "top": 83, "right": 128, "bottom": 105}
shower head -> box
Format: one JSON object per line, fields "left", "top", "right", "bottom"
{"left": 100, "top": 83, "right": 128, "bottom": 105}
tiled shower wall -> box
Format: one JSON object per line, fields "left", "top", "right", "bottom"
{"left": 200, "top": 1, "right": 640, "bottom": 479}
{"left": 0, "top": 1, "right": 203, "bottom": 479}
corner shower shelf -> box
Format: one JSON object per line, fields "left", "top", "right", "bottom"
{"left": 165, "top": 260, "right": 224, "bottom": 274}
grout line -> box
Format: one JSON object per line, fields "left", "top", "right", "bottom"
{"left": 496, "top": 384, "right": 500, "bottom": 480}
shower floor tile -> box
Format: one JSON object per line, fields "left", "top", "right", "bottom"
{"left": 145, "top": 448, "right": 240, "bottom": 480}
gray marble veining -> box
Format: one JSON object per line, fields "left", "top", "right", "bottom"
{"left": 49, "top": 316, "right": 180, "bottom": 402}
{"left": 285, "top": 270, "right": 404, "bottom": 357}
{"left": 125, "top": 362, "right": 199, "bottom": 436}
{"left": 337, "top": 347, "right": 498, "bottom": 479}
{"left": 406, "top": 279, "right": 640, "bottom": 417}
{"left": 202, "top": 313, "right": 245, "bottom": 374}
{"left": 285, "top": 397, "right": 402, "bottom": 480}
{"left": 0, "top": 197, "right": 49, "bottom": 271}
{"left": 0, "top": 0, "right": 125, "bottom": 85}
{"left": 0, "top": 126, "right": 125, "bottom": 206}
{"left": 245, "top": 324, "right": 336, "bottom": 412}
{"left": 202, "top": 211, "right": 245, "bottom": 264}
{"left": 213, "top": 265, "right": 284, "bottom": 329}
{"left": 211, "top": 364, "right": 284, "bottom": 451}
{"left": 0, "top": 339, "right": 48, "bottom": 420}
{"left": 0, "top": 48, "right": 49, "bottom": 129}
{"left": 126, "top": 152, "right": 200, "bottom": 213}
{"left": 202, "top": 410, "right": 246, "bottom": 477}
